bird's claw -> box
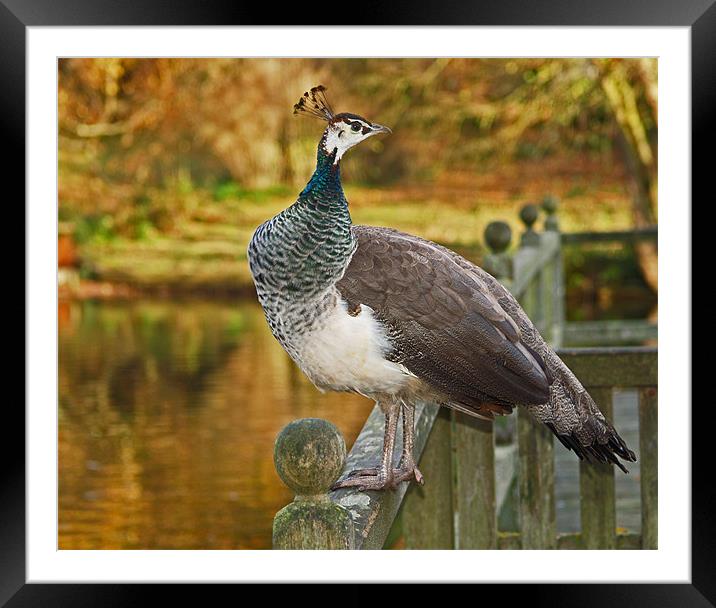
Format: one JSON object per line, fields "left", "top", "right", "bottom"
{"left": 394, "top": 463, "right": 424, "bottom": 485}
{"left": 331, "top": 470, "right": 395, "bottom": 491}
{"left": 331, "top": 465, "right": 424, "bottom": 491}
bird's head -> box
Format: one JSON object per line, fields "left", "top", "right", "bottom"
{"left": 294, "top": 85, "right": 391, "bottom": 164}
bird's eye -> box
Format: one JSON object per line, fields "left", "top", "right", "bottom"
{"left": 351, "top": 123, "right": 361, "bottom": 132}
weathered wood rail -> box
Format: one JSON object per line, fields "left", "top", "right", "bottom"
{"left": 272, "top": 197, "right": 658, "bottom": 550}
{"left": 560, "top": 221, "right": 657, "bottom": 347}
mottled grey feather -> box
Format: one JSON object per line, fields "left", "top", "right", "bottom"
{"left": 336, "top": 226, "right": 551, "bottom": 414}
{"left": 338, "top": 226, "right": 636, "bottom": 469}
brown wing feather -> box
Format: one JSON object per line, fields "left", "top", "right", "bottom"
{"left": 355, "top": 228, "right": 636, "bottom": 470}
{"left": 336, "top": 226, "right": 552, "bottom": 415}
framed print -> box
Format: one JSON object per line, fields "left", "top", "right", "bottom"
{"left": 8, "top": 0, "right": 705, "bottom": 602}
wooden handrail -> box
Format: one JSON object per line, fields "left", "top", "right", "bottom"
{"left": 557, "top": 346, "right": 657, "bottom": 387}
{"left": 510, "top": 231, "right": 561, "bottom": 300}
{"left": 561, "top": 226, "right": 657, "bottom": 244}
{"left": 563, "top": 320, "right": 657, "bottom": 346}
{"left": 328, "top": 401, "right": 440, "bottom": 549}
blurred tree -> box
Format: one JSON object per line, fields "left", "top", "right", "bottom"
{"left": 595, "top": 59, "right": 658, "bottom": 290}
{"left": 58, "top": 57, "right": 657, "bottom": 289}
{"left": 336, "top": 58, "right": 658, "bottom": 289}
{"left": 485, "top": 58, "right": 657, "bottom": 290}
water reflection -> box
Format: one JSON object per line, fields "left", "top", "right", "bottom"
{"left": 58, "top": 299, "right": 373, "bottom": 549}
{"left": 58, "top": 296, "right": 646, "bottom": 550}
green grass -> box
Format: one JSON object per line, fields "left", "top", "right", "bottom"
{"left": 74, "top": 181, "right": 635, "bottom": 294}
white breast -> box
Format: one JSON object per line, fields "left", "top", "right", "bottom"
{"left": 293, "top": 298, "right": 412, "bottom": 397}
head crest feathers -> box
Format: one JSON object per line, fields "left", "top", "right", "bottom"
{"left": 293, "top": 85, "right": 334, "bottom": 122}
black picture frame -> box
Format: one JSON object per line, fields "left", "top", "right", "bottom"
{"left": 7, "top": 0, "right": 703, "bottom": 603}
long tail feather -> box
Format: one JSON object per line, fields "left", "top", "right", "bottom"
{"left": 546, "top": 412, "right": 637, "bottom": 474}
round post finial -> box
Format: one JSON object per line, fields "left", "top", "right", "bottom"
{"left": 483, "top": 221, "right": 513, "bottom": 279}
{"left": 484, "top": 221, "right": 512, "bottom": 254}
{"left": 519, "top": 203, "right": 541, "bottom": 248}
{"left": 541, "top": 195, "right": 560, "bottom": 232}
{"left": 272, "top": 418, "right": 355, "bottom": 549}
{"left": 274, "top": 418, "right": 346, "bottom": 497}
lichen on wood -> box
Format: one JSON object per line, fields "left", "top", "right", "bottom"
{"left": 272, "top": 418, "right": 355, "bottom": 549}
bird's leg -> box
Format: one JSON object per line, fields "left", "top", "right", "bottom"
{"left": 331, "top": 402, "right": 424, "bottom": 490}
{"left": 331, "top": 401, "right": 400, "bottom": 491}
{"left": 394, "top": 402, "right": 424, "bottom": 485}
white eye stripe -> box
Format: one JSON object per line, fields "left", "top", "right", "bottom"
{"left": 343, "top": 119, "right": 371, "bottom": 130}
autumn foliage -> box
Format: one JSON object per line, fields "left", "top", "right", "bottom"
{"left": 58, "top": 58, "right": 657, "bottom": 287}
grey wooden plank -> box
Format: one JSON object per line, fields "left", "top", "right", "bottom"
{"left": 517, "top": 407, "right": 556, "bottom": 549}
{"left": 557, "top": 347, "right": 657, "bottom": 387}
{"left": 540, "top": 256, "right": 555, "bottom": 342}
{"left": 554, "top": 389, "right": 641, "bottom": 535}
{"left": 553, "top": 244, "right": 565, "bottom": 349}
{"left": 511, "top": 232, "right": 561, "bottom": 299}
{"left": 579, "top": 387, "right": 617, "bottom": 549}
{"left": 561, "top": 227, "right": 657, "bottom": 244}
{"left": 402, "top": 408, "right": 455, "bottom": 549}
{"left": 329, "top": 400, "right": 440, "bottom": 550}
{"left": 639, "top": 386, "right": 658, "bottom": 549}
{"left": 495, "top": 444, "right": 518, "bottom": 514}
{"left": 534, "top": 266, "right": 546, "bottom": 333}
{"left": 613, "top": 389, "right": 642, "bottom": 533}
{"left": 453, "top": 412, "right": 496, "bottom": 549}
{"left": 564, "top": 320, "right": 658, "bottom": 347}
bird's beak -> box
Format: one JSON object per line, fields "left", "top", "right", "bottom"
{"left": 371, "top": 123, "right": 392, "bottom": 135}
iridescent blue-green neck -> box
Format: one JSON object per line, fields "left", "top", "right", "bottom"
{"left": 247, "top": 135, "right": 356, "bottom": 318}
{"left": 298, "top": 137, "right": 344, "bottom": 206}
{"left": 286, "top": 139, "right": 354, "bottom": 289}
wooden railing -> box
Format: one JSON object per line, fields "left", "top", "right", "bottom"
{"left": 483, "top": 201, "right": 565, "bottom": 347}
{"left": 561, "top": 224, "right": 657, "bottom": 347}
{"left": 271, "top": 198, "right": 658, "bottom": 550}
{"left": 557, "top": 347, "right": 657, "bottom": 550}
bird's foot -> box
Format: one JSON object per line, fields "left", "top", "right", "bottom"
{"left": 396, "top": 461, "right": 424, "bottom": 486}
{"left": 331, "top": 464, "right": 424, "bottom": 491}
{"left": 331, "top": 470, "right": 395, "bottom": 491}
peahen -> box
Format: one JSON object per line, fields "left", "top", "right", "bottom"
{"left": 248, "top": 86, "right": 636, "bottom": 491}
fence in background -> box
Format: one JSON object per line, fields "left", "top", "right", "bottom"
{"left": 271, "top": 199, "right": 658, "bottom": 550}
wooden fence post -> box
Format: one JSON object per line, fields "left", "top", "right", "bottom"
{"left": 483, "top": 221, "right": 513, "bottom": 281}
{"left": 542, "top": 195, "right": 560, "bottom": 233}
{"left": 579, "top": 387, "right": 617, "bottom": 549}
{"left": 515, "top": 206, "right": 556, "bottom": 549}
{"left": 453, "top": 413, "right": 497, "bottom": 549}
{"left": 543, "top": 196, "right": 565, "bottom": 347}
{"left": 272, "top": 418, "right": 355, "bottom": 549}
{"left": 539, "top": 195, "right": 563, "bottom": 346}
{"left": 519, "top": 203, "right": 541, "bottom": 248}
{"left": 517, "top": 410, "right": 556, "bottom": 549}
{"left": 402, "top": 408, "right": 455, "bottom": 549}
{"left": 639, "top": 386, "right": 658, "bottom": 549}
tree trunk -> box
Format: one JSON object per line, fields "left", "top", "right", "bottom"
{"left": 598, "top": 60, "right": 658, "bottom": 292}
{"left": 277, "top": 116, "right": 293, "bottom": 185}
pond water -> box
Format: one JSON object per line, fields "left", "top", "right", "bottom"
{"left": 58, "top": 297, "right": 643, "bottom": 550}
{"left": 58, "top": 298, "right": 373, "bottom": 549}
